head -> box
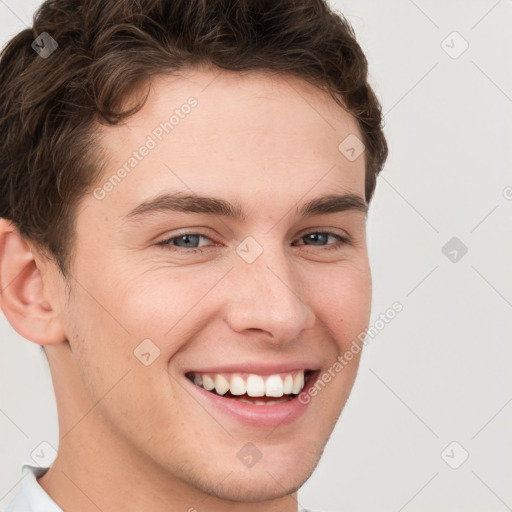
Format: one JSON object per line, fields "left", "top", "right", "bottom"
{"left": 0, "top": 0, "right": 387, "bottom": 506}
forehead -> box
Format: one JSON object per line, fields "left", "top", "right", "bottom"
{"left": 91, "top": 68, "right": 365, "bottom": 218}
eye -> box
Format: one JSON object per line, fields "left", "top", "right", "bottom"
{"left": 156, "top": 230, "right": 350, "bottom": 254}
{"left": 293, "top": 231, "right": 350, "bottom": 250}
{"left": 157, "top": 233, "right": 214, "bottom": 251}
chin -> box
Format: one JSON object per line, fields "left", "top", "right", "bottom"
{"left": 193, "top": 443, "right": 323, "bottom": 504}
{"left": 202, "top": 470, "right": 305, "bottom": 503}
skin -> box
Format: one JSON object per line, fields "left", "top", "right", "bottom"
{"left": 0, "top": 68, "right": 371, "bottom": 512}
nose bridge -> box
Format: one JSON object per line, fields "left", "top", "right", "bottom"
{"left": 225, "top": 236, "right": 315, "bottom": 339}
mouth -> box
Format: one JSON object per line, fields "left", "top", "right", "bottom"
{"left": 185, "top": 369, "right": 316, "bottom": 406}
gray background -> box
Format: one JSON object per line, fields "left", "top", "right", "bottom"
{"left": 1, "top": 1, "right": 511, "bottom": 510}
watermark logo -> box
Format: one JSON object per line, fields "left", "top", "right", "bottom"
{"left": 338, "top": 133, "right": 365, "bottom": 162}
{"left": 441, "top": 441, "right": 469, "bottom": 469}
{"left": 237, "top": 442, "right": 262, "bottom": 468}
{"left": 441, "top": 31, "right": 469, "bottom": 60}
{"left": 31, "top": 441, "right": 58, "bottom": 467}
{"left": 442, "top": 237, "right": 468, "bottom": 263}
{"left": 236, "top": 236, "right": 264, "bottom": 264}
{"left": 134, "top": 338, "right": 161, "bottom": 366}
{"left": 32, "top": 32, "right": 58, "bottom": 58}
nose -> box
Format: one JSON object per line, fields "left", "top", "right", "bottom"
{"left": 224, "top": 242, "right": 316, "bottom": 344}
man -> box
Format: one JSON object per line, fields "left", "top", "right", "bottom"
{"left": 0, "top": 0, "right": 387, "bottom": 510}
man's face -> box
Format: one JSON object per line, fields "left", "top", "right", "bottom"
{"left": 60, "top": 69, "right": 371, "bottom": 502}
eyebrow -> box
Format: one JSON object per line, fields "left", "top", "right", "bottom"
{"left": 123, "top": 191, "right": 367, "bottom": 222}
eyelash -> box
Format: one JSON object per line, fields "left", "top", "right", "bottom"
{"left": 156, "top": 231, "right": 351, "bottom": 253}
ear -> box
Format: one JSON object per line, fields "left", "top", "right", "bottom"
{"left": 0, "top": 219, "right": 66, "bottom": 345}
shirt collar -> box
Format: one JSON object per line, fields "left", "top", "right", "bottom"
{"left": 6, "top": 464, "right": 62, "bottom": 512}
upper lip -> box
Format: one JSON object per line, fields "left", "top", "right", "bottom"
{"left": 183, "top": 361, "right": 321, "bottom": 375}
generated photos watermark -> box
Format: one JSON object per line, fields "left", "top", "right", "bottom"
{"left": 93, "top": 97, "right": 198, "bottom": 200}
{"left": 298, "top": 301, "right": 403, "bottom": 404}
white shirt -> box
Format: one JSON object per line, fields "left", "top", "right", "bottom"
{"left": 5, "top": 464, "right": 62, "bottom": 512}
{"left": 5, "top": 464, "right": 318, "bottom": 512}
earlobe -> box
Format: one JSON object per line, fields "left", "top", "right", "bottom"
{"left": 0, "top": 219, "right": 66, "bottom": 346}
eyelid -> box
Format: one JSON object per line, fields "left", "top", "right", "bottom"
{"left": 294, "top": 226, "right": 351, "bottom": 242}
{"left": 156, "top": 228, "right": 351, "bottom": 252}
{"left": 292, "top": 230, "right": 351, "bottom": 250}
{"left": 156, "top": 231, "right": 215, "bottom": 248}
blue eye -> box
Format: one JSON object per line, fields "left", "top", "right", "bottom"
{"left": 296, "top": 232, "right": 348, "bottom": 248}
{"left": 168, "top": 234, "right": 207, "bottom": 248}
{"left": 157, "top": 231, "right": 350, "bottom": 253}
{"left": 158, "top": 233, "right": 212, "bottom": 251}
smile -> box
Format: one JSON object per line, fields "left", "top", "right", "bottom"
{"left": 185, "top": 369, "right": 315, "bottom": 405}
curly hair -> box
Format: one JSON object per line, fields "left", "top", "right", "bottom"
{"left": 0, "top": 0, "right": 387, "bottom": 276}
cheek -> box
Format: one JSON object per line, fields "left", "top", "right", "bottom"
{"left": 63, "top": 285, "right": 184, "bottom": 440}
{"left": 304, "top": 265, "right": 371, "bottom": 422}
{"left": 109, "top": 261, "right": 229, "bottom": 337}
{"left": 63, "top": 293, "right": 135, "bottom": 405}
{"left": 66, "top": 252, "right": 232, "bottom": 370}
{"left": 306, "top": 259, "right": 372, "bottom": 351}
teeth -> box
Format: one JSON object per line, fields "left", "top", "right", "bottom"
{"left": 246, "top": 375, "right": 265, "bottom": 397}
{"left": 292, "top": 372, "right": 304, "bottom": 394}
{"left": 202, "top": 375, "right": 215, "bottom": 391}
{"left": 214, "top": 374, "right": 230, "bottom": 395}
{"left": 230, "top": 375, "right": 246, "bottom": 395}
{"left": 189, "top": 369, "right": 308, "bottom": 397}
{"left": 265, "top": 375, "right": 283, "bottom": 397}
{"left": 283, "top": 375, "right": 293, "bottom": 394}
{"left": 237, "top": 397, "right": 291, "bottom": 405}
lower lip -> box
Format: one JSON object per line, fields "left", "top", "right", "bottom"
{"left": 185, "top": 373, "right": 319, "bottom": 429}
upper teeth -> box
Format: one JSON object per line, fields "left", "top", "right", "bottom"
{"left": 190, "top": 370, "right": 306, "bottom": 397}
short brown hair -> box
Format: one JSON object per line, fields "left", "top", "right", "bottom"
{"left": 0, "top": 0, "right": 387, "bottom": 276}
